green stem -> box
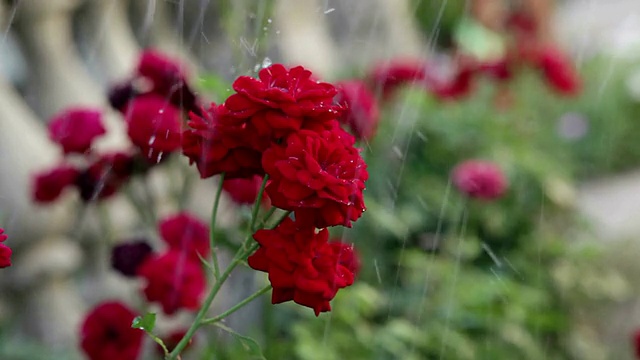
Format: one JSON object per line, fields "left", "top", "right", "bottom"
{"left": 210, "top": 173, "right": 226, "bottom": 279}
{"left": 256, "top": 206, "right": 277, "bottom": 229}
{"left": 201, "top": 285, "right": 272, "bottom": 325}
{"left": 166, "top": 186, "right": 288, "bottom": 360}
{"left": 250, "top": 175, "right": 269, "bottom": 232}
{"left": 166, "top": 251, "right": 243, "bottom": 360}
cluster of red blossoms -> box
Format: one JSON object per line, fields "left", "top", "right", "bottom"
{"left": 32, "top": 108, "right": 140, "bottom": 203}
{"left": 112, "top": 212, "right": 208, "bottom": 315}
{"left": 367, "top": 13, "right": 581, "bottom": 103}
{"left": 80, "top": 212, "right": 208, "bottom": 360}
{"left": 182, "top": 64, "right": 366, "bottom": 315}
{"left": 32, "top": 50, "right": 201, "bottom": 204}
{"left": 0, "top": 228, "right": 11, "bottom": 269}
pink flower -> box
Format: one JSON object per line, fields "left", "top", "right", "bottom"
{"left": 48, "top": 108, "right": 106, "bottom": 155}
{"left": 335, "top": 80, "right": 380, "bottom": 140}
{"left": 452, "top": 160, "right": 508, "bottom": 200}
{"left": 158, "top": 212, "right": 210, "bottom": 260}
{"left": 0, "top": 228, "right": 12, "bottom": 269}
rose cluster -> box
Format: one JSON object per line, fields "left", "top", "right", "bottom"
{"left": 32, "top": 108, "right": 142, "bottom": 203}
{"left": 79, "top": 211, "right": 208, "bottom": 360}
{"left": 182, "top": 64, "right": 366, "bottom": 315}
{"left": 366, "top": 12, "right": 581, "bottom": 104}
{"left": 32, "top": 50, "right": 200, "bottom": 204}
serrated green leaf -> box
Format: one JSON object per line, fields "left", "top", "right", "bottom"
{"left": 214, "top": 323, "right": 266, "bottom": 359}
{"left": 131, "top": 313, "right": 156, "bottom": 332}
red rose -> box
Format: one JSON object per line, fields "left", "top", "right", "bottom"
{"left": 137, "top": 251, "right": 206, "bottom": 315}
{"left": 262, "top": 127, "right": 368, "bottom": 228}
{"left": 124, "top": 95, "right": 183, "bottom": 163}
{"left": 75, "top": 152, "right": 134, "bottom": 202}
{"left": 227, "top": 64, "right": 339, "bottom": 118}
{"left": 0, "top": 228, "right": 12, "bottom": 269}
{"left": 248, "top": 218, "right": 358, "bottom": 316}
{"left": 32, "top": 165, "right": 79, "bottom": 203}
{"left": 536, "top": 46, "right": 581, "bottom": 96}
{"left": 633, "top": 328, "right": 640, "bottom": 359}
{"left": 79, "top": 301, "right": 144, "bottom": 360}
{"left": 158, "top": 212, "right": 210, "bottom": 260}
{"left": 335, "top": 80, "right": 380, "bottom": 140}
{"left": 222, "top": 175, "right": 269, "bottom": 206}
{"left": 182, "top": 104, "right": 265, "bottom": 179}
{"left": 452, "top": 160, "right": 508, "bottom": 200}
{"left": 48, "top": 108, "right": 106, "bottom": 155}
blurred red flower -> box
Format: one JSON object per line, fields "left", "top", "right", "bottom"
{"left": 159, "top": 212, "right": 210, "bottom": 260}
{"left": 368, "top": 60, "right": 431, "bottom": 98}
{"left": 109, "top": 49, "right": 200, "bottom": 114}
{"left": 0, "top": 228, "right": 12, "bottom": 269}
{"left": 137, "top": 251, "right": 206, "bottom": 315}
{"left": 75, "top": 152, "right": 135, "bottom": 202}
{"left": 248, "top": 217, "right": 358, "bottom": 315}
{"left": 335, "top": 80, "right": 380, "bottom": 140}
{"left": 79, "top": 301, "right": 143, "bottom": 360}
{"left": 223, "top": 175, "right": 270, "bottom": 206}
{"left": 124, "top": 95, "right": 183, "bottom": 164}
{"left": 633, "top": 328, "right": 640, "bottom": 359}
{"left": 48, "top": 108, "right": 106, "bottom": 155}
{"left": 536, "top": 46, "right": 581, "bottom": 96}
{"left": 32, "top": 165, "right": 79, "bottom": 203}
{"left": 452, "top": 160, "right": 508, "bottom": 200}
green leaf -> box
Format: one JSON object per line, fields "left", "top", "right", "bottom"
{"left": 214, "top": 323, "right": 266, "bottom": 359}
{"left": 197, "top": 74, "right": 233, "bottom": 102}
{"left": 131, "top": 313, "right": 156, "bottom": 332}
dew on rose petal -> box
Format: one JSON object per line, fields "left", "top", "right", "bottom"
{"left": 148, "top": 135, "right": 156, "bottom": 145}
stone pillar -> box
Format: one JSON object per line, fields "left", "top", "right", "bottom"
{"left": 76, "top": 0, "right": 140, "bottom": 85}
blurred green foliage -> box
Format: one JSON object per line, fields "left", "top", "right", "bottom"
{"left": 259, "top": 57, "right": 640, "bottom": 359}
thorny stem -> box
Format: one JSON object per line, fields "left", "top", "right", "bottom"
{"left": 210, "top": 173, "right": 226, "bottom": 280}
{"left": 201, "top": 285, "right": 272, "bottom": 325}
